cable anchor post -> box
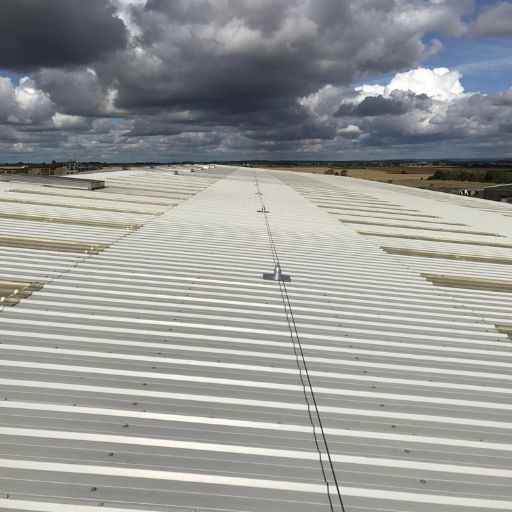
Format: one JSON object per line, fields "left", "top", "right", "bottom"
{"left": 263, "top": 264, "right": 291, "bottom": 282}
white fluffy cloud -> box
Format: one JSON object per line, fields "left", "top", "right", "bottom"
{"left": 14, "top": 77, "right": 54, "bottom": 123}
{"left": 0, "top": 77, "right": 53, "bottom": 125}
{"left": 51, "top": 113, "right": 90, "bottom": 130}
{"left": 356, "top": 68, "right": 464, "bottom": 101}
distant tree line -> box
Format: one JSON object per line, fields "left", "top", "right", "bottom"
{"left": 0, "top": 160, "right": 103, "bottom": 168}
{"left": 428, "top": 169, "right": 512, "bottom": 184}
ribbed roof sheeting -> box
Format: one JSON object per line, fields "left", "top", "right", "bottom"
{"left": 0, "top": 166, "right": 511, "bottom": 512}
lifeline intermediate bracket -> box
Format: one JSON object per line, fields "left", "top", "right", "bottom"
{"left": 263, "top": 264, "right": 291, "bottom": 282}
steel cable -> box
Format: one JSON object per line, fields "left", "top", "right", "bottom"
{"left": 255, "top": 176, "right": 347, "bottom": 512}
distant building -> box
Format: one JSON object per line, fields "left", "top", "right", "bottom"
{"left": 0, "top": 165, "right": 28, "bottom": 174}
{"left": 477, "top": 183, "right": 512, "bottom": 203}
{"left": 28, "top": 166, "right": 67, "bottom": 176}
{"left": 66, "top": 160, "right": 102, "bottom": 173}
{"left": 66, "top": 160, "right": 79, "bottom": 173}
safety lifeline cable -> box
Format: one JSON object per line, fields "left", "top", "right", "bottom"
{"left": 255, "top": 175, "right": 347, "bottom": 512}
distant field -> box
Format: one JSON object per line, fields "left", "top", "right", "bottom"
{"left": 345, "top": 167, "right": 434, "bottom": 182}
{"left": 388, "top": 179, "right": 491, "bottom": 192}
{"left": 267, "top": 166, "right": 330, "bottom": 174}
{"left": 268, "top": 165, "right": 497, "bottom": 193}
{"left": 268, "top": 164, "right": 439, "bottom": 179}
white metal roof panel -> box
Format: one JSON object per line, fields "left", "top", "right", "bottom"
{"left": 0, "top": 166, "right": 511, "bottom": 512}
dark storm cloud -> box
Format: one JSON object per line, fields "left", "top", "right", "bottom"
{"left": 355, "top": 93, "right": 431, "bottom": 116}
{"left": 335, "top": 92, "right": 432, "bottom": 117}
{"left": 68, "top": 0, "right": 470, "bottom": 160}
{"left": 103, "top": 0, "right": 468, "bottom": 117}
{"left": 0, "top": 0, "right": 127, "bottom": 71}
{"left": 244, "top": 121, "right": 337, "bottom": 142}
{"left": 35, "top": 69, "right": 113, "bottom": 117}
{"left": 345, "top": 96, "right": 406, "bottom": 117}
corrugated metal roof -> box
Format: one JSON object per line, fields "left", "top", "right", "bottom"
{"left": 0, "top": 166, "right": 512, "bottom": 512}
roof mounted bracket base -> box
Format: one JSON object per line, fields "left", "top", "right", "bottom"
{"left": 263, "top": 264, "right": 291, "bottom": 282}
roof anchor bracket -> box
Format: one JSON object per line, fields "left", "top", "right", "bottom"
{"left": 263, "top": 264, "right": 291, "bottom": 282}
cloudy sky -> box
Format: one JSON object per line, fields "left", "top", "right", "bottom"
{"left": 0, "top": 0, "right": 511, "bottom": 162}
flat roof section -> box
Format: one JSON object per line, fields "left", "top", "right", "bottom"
{"left": 0, "top": 174, "right": 105, "bottom": 190}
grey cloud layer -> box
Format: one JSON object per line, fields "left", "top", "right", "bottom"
{"left": 0, "top": 0, "right": 510, "bottom": 160}
{"left": 102, "top": 0, "right": 468, "bottom": 114}
{"left": 472, "top": 1, "right": 512, "bottom": 36}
